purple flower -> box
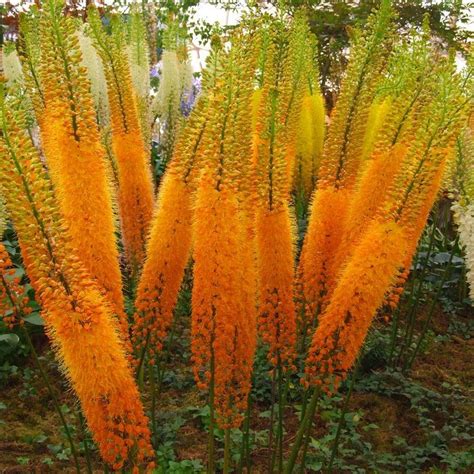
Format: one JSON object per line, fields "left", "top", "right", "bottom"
{"left": 150, "top": 64, "right": 161, "bottom": 79}
{"left": 180, "top": 77, "right": 201, "bottom": 117}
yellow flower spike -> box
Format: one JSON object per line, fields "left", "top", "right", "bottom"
{"left": 360, "top": 97, "right": 391, "bottom": 161}
{"left": 17, "top": 8, "right": 45, "bottom": 114}
{"left": 294, "top": 93, "right": 325, "bottom": 204}
{"left": 126, "top": 7, "right": 152, "bottom": 145}
{"left": 0, "top": 95, "right": 153, "bottom": 470}
{"left": 310, "top": 92, "right": 326, "bottom": 175}
{"left": 0, "top": 193, "right": 7, "bottom": 238}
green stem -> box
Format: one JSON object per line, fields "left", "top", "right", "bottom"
{"left": 398, "top": 220, "right": 438, "bottom": 364}
{"left": 327, "top": 361, "right": 360, "bottom": 472}
{"left": 387, "top": 308, "right": 400, "bottom": 368}
{"left": 239, "top": 395, "right": 252, "bottom": 473}
{"left": 78, "top": 411, "right": 93, "bottom": 474}
{"left": 271, "top": 359, "right": 285, "bottom": 473}
{"left": 136, "top": 330, "right": 150, "bottom": 389}
{"left": 224, "top": 428, "right": 231, "bottom": 474}
{"left": 284, "top": 387, "right": 320, "bottom": 474}
{"left": 23, "top": 329, "right": 81, "bottom": 474}
{"left": 149, "top": 361, "right": 157, "bottom": 447}
{"left": 300, "top": 387, "right": 309, "bottom": 423}
{"left": 208, "top": 343, "right": 216, "bottom": 474}
{"left": 297, "top": 393, "right": 317, "bottom": 474}
{"left": 297, "top": 425, "right": 311, "bottom": 474}
{"left": 404, "top": 237, "right": 458, "bottom": 371}
{"left": 267, "top": 368, "right": 277, "bottom": 471}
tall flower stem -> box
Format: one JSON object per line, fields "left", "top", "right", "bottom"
{"left": 404, "top": 237, "right": 458, "bottom": 371}
{"left": 239, "top": 394, "right": 252, "bottom": 473}
{"left": 387, "top": 307, "right": 401, "bottom": 368}
{"left": 398, "top": 220, "right": 438, "bottom": 364}
{"left": 270, "top": 357, "right": 286, "bottom": 473}
{"left": 224, "top": 428, "right": 231, "bottom": 473}
{"left": 388, "top": 248, "right": 421, "bottom": 367}
{"left": 208, "top": 340, "right": 216, "bottom": 474}
{"left": 149, "top": 361, "right": 157, "bottom": 447}
{"left": 267, "top": 368, "right": 277, "bottom": 471}
{"left": 284, "top": 387, "right": 321, "bottom": 474}
{"left": 136, "top": 330, "right": 151, "bottom": 389}
{"left": 297, "top": 413, "right": 313, "bottom": 474}
{"left": 326, "top": 360, "right": 360, "bottom": 471}
{"left": 22, "top": 328, "right": 81, "bottom": 473}
{"left": 78, "top": 411, "right": 93, "bottom": 474}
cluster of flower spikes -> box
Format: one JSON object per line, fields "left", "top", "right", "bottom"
{"left": 87, "top": 6, "right": 155, "bottom": 276}
{"left": 252, "top": 13, "right": 314, "bottom": 371}
{"left": 132, "top": 76, "right": 213, "bottom": 364}
{"left": 388, "top": 58, "right": 473, "bottom": 264}
{"left": 23, "top": 0, "right": 129, "bottom": 345}
{"left": 332, "top": 27, "right": 434, "bottom": 305}
{"left": 191, "top": 32, "right": 258, "bottom": 429}
{"left": 0, "top": 91, "right": 153, "bottom": 471}
{"left": 351, "top": 21, "right": 441, "bottom": 314}
{"left": 298, "top": 0, "right": 394, "bottom": 342}
{"left": 304, "top": 40, "right": 472, "bottom": 392}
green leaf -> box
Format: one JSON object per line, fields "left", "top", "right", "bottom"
{"left": 0, "top": 333, "right": 20, "bottom": 346}
{"left": 23, "top": 312, "right": 44, "bottom": 326}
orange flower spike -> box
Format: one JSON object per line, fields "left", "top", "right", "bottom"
{"left": 298, "top": 187, "right": 352, "bottom": 320}
{"left": 133, "top": 170, "right": 193, "bottom": 359}
{"left": 305, "top": 221, "right": 406, "bottom": 390}
{"left": 33, "top": 1, "right": 128, "bottom": 341}
{"left": 253, "top": 15, "right": 314, "bottom": 369}
{"left": 360, "top": 97, "right": 391, "bottom": 161}
{"left": 192, "top": 181, "right": 254, "bottom": 428}
{"left": 88, "top": 8, "right": 154, "bottom": 274}
{"left": 328, "top": 144, "right": 407, "bottom": 289}
{"left": 256, "top": 206, "right": 297, "bottom": 367}
{"left": 396, "top": 155, "right": 449, "bottom": 279}
{"left": 191, "top": 35, "right": 258, "bottom": 428}
{"left": 298, "top": 2, "right": 393, "bottom": 336}
{"left": 133, "top": 64, "right": 217, "bottom": 362}
{"left": 0, "top": 95, "right": 153, "bottom": 470}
